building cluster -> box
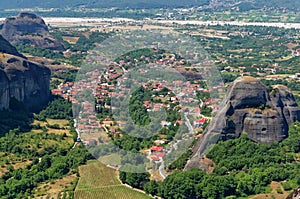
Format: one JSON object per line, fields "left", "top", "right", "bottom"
{"left": 51, "top": 50, "right": 223, "bottom": 160}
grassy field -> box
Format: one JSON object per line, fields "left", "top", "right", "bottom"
{"left": 76, "top": 160, "right": 120, "bottom": 189}
{"left": 75, "top": 160, "right": 152, "bottom": 199}
{"left": 98, "top": 153, "right": 121, "bottom": 165}
{"left": 35, "top": 174, "right": 77, "bottom": 199}
{"left": 33, "top": 119, "right": 73, "bottom": 137}
{"left": 249, "top": 181, "right": 290, "bottom": 199}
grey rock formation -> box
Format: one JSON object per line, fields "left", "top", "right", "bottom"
{"left": 0, "top": 12, "right": 65, "bottom": 51}
{"left": 287, "top": 187, "right": 300, "bottom": 199}
{"left": 0, "top": 70, "right": 9, "bottom": 110}
{"left": 0, "top": 35, "right": 24, "bottom": 58}
{"left": 186, "top": 76, "right": 300, "bottom": 169}
{"left": 0, "top": 36, "right": 51, "bottom": 111}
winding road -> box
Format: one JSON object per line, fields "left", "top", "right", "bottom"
{"left": 71, "top": 119, "right": 81, "bottom": 149}
{"left": 159, "top": 161, "right": 167, "bottom": 179}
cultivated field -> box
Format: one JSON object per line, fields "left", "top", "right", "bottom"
{"left": 75, "top": 186, "right": 152, "bottom": 199}
{"left": 75, "top": 160, "right": 152, "bottom": 199}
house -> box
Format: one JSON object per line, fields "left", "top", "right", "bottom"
{"left": 175, "top": 120, "right": 183, "bottom": 126}
{"left": 143, "top": 101, "right": 152, "bottom": 109}
{"left": 203, "top": 99, "right": 213, "bottom": 105}
{"left": 52, "top": 89, "right": 63, "bottom": 96}
{"left": 117, "top": 121, "right": 126, "bottom": 127}
{"left": 154, "top": 139, "right": 166, "bottom": 145}
{"left": 192, "top": 107, "right": 201, "bottom": 114}
{"left": 195, "top": 134, "right": 203, "bottom": 139}
{"left": 161, "top": 121, "right": 171, "bottom": 127}
{"left": 170, "top": 96, "right": 178, "bottom": 102}
{"left": 194, "top": 118, "right": 207, "bottom": 128}
{"left": 150, "top": 146, "right": 163, "bottom": 153}
{"left": 110, "top": 127, "right": 117, "bottom": 133}
{"left": 292, "top": 49, "right": 300, "bottom": 56}
{"left": 153, "top": 103, "right": 162, "bottom": 111}
{"left": 156, "top": 152, "right": 166, "bottom": 158}
{"left": 151, "top": 156, "right": 160, "bottom": 161}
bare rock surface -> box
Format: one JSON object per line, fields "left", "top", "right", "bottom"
{"left": 186, "top": 76, "right": 300, "bottom": 169}
{"left": 0, "top": 12, "right": 65, "bottom": 51}
{"left": 0, "top": 36, "right": 50, "bottom": 111}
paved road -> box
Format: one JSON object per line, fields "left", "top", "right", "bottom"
{"left": 184, "top": 113, "right": 193, "bottom": 134}
{"left": 72, "top": 119, "right": 81, "bottom": 149}
{"left": 72, "top": 142, "right": 79, "bottom": 149}
{"left": 159, "top": 161, "right": 167, "bottom": 179}
{"left": 158, "top": 113, "right": 194, "bottom": 179}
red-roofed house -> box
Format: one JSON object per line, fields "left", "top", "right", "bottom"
{"left": 151, "top": 156, "right": 160, "bottom": 161}
{"left": 52, "top": 89, "right": 63, "bottom": 96}
{"left": 143, "top": 101, "right": 152, "bottom": 109}
{"left": 150, "top": 146, "right": 163, "bottom": 152}
{"left": 194, "top": 118, "right": 207, "bottom": 128}
{"left": 195, "top": 134, "right": 203, "bottom": 139}
{"left": 156, "top": 152, "right": 166, "bottom": 158}
{"left": 175, "top": 120, "right": 183, "bottom": 126}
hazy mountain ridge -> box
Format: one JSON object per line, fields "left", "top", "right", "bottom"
{"left": 0, "top": 0, "right": 298, "bottom": 10}
{"left": 0, "top": 0, "right": 209, "bottom": 9}
{"left": 217, "top": 0, "right": 300, "bottom": 11}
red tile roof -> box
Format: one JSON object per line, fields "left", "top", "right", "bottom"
{"left": 150, "top": 146, "right": 163, "bottom": 151}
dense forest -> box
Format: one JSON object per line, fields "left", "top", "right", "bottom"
{"left": 0, "top": 97, "right": 92, "bottom": 198}
{"left": 141, "top": 122, "right": 300, "bottom": 198}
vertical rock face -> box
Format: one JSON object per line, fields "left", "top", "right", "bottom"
{"left": 287, "top": 187, "right": 300, "bottom": 199}
{"left": 0, "top": 12, "right": 65, "bottom": 51}
{"left": 0, "top": 35, "right": 24, "bottom": 57}
{"left": 186, "top": 76, "right": 300, "bottom": 169}
{"left": 0, "top": 70, "right": 9, "bottom": 110}
{"left": 0, "top": 36, "right": 50, "bottom": 111}
{"left": 207, "top": 76, "right": 300, "bottom": 143}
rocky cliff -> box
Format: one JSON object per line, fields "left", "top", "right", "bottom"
{"left": 0, "top": 35, "right": 24, "bottom": 58}
{"left": 0, "top": 36, "right": 51, "bottom": 110}
{"left": 0, "top": 12, "right": 64, "bottom": 51}
{"left": 287, "top": 187, "right": 300, "bottom": 199}
{"left": 185, "top": 76, "right": 300, "bottom": 169}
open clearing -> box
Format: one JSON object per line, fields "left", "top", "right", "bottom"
{"left": 35, "top": 174, "right": 77, "bottom": 199}
{"left": 250, "top": 181, "right": 290, "bottom": 199}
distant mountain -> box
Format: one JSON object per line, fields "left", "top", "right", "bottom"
{"left": 0, "top": 0, "right": 210, "bottom": 9}
{"left": 0, "top": 0, "right": 299, "bottom": 10}
{"left": 211, "top": 0, "right": 300, "bottom": 11}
